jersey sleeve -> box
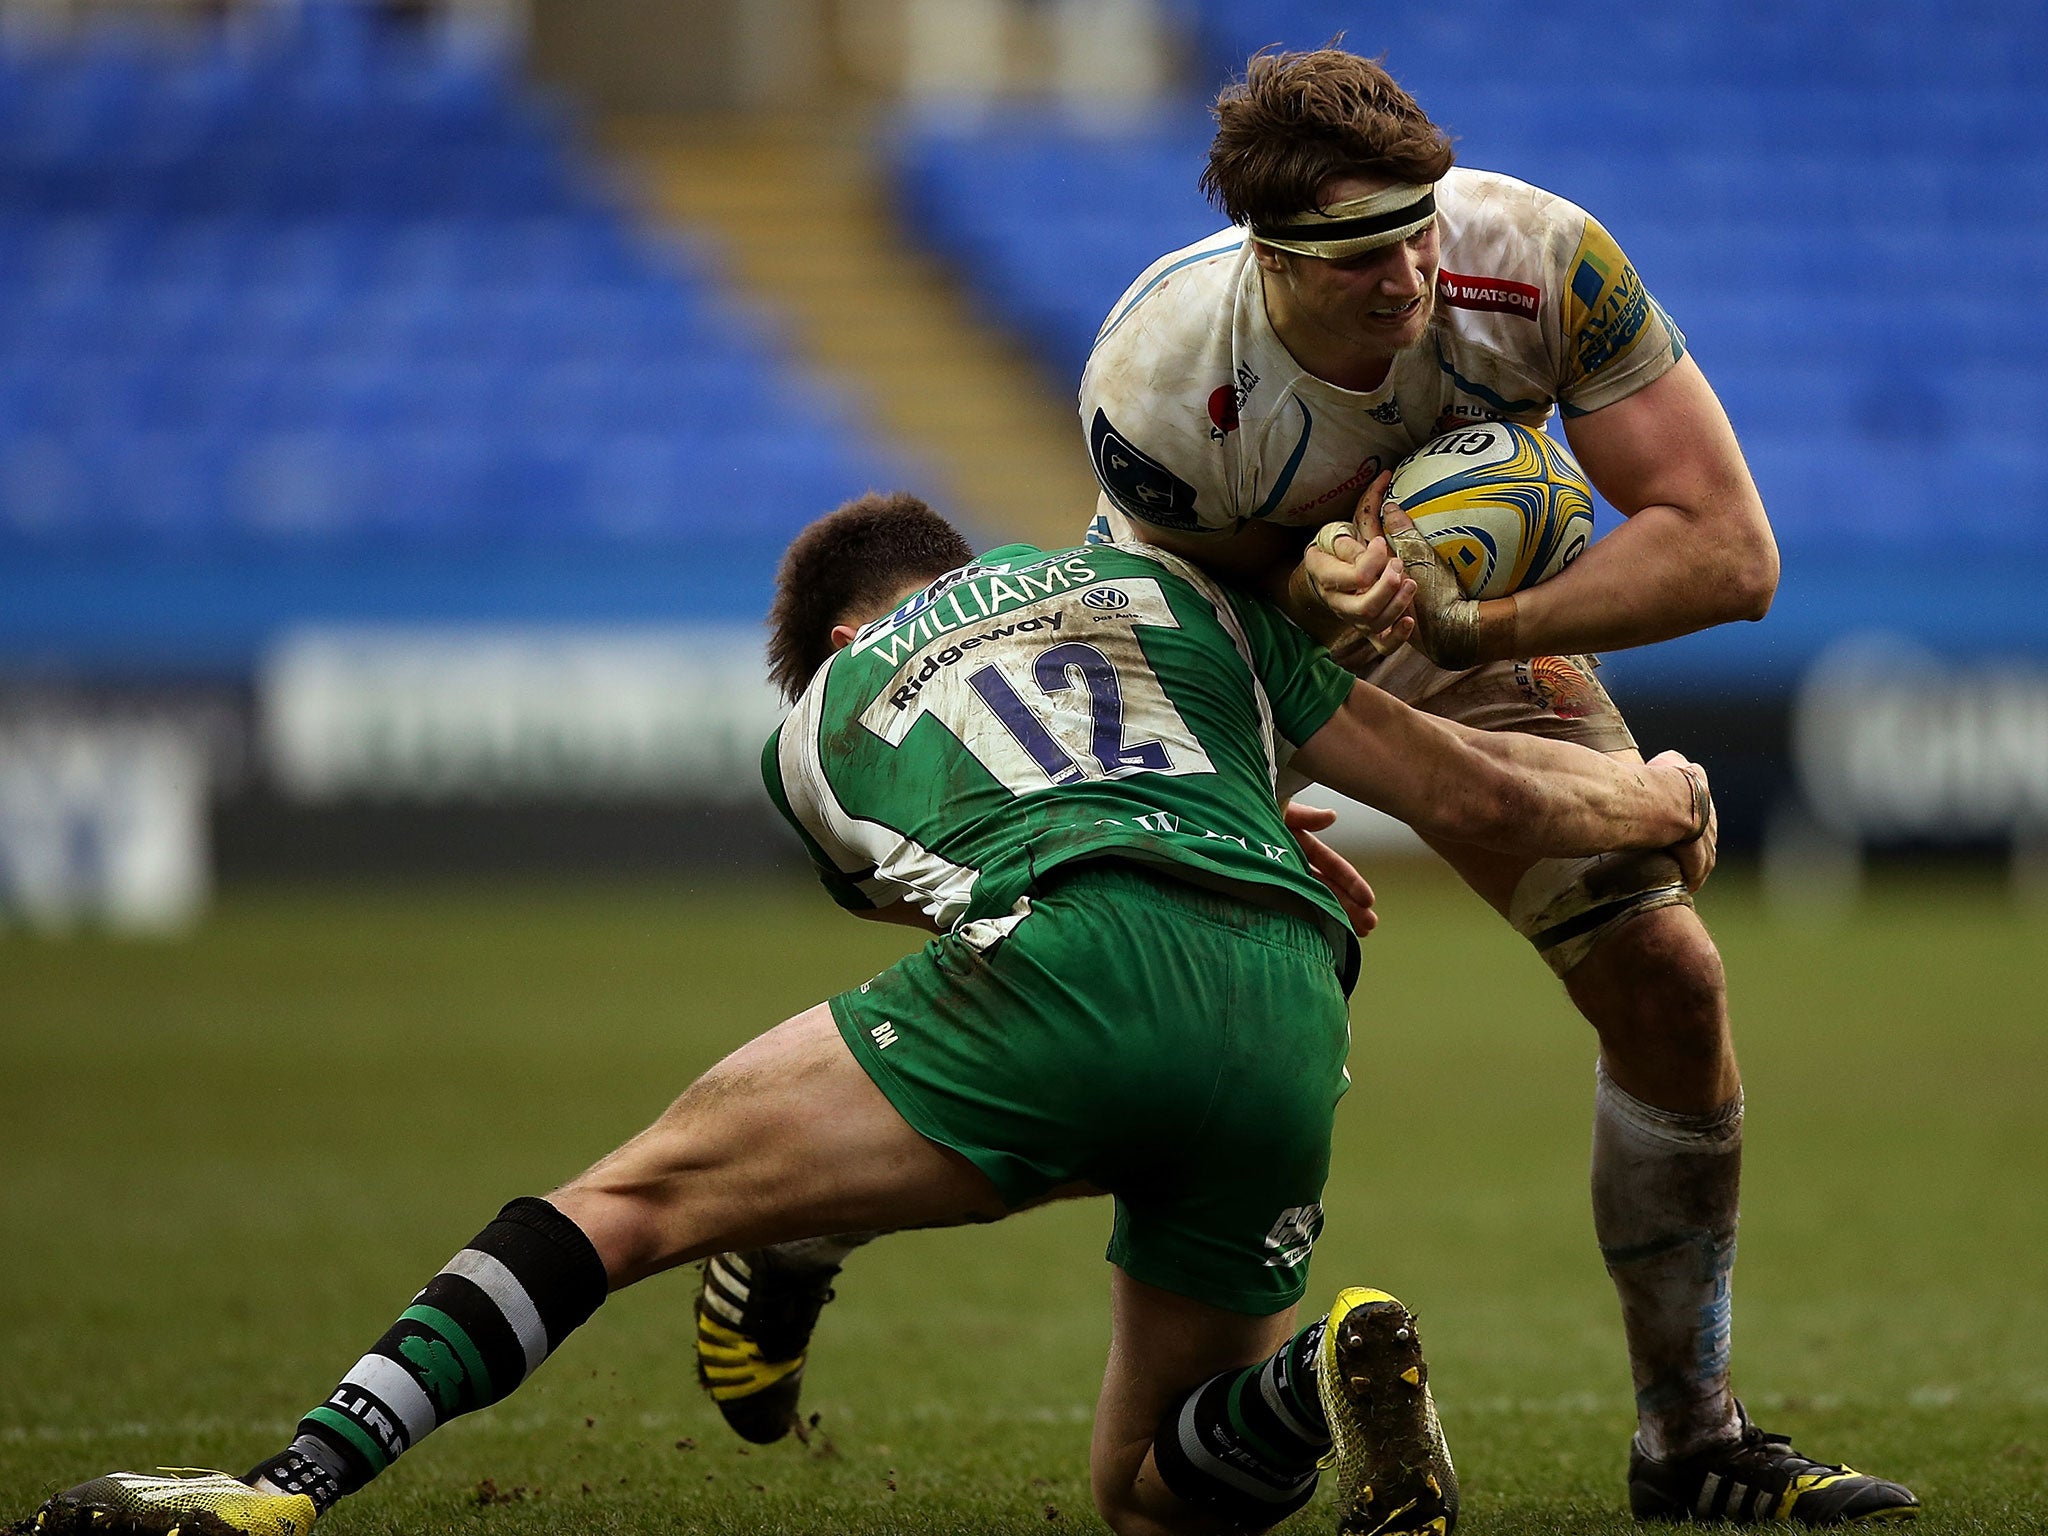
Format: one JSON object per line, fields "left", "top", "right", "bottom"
{"left": 1078, "top": 234, "right": 1248, "bottom": 536}
{"left": 1083, "top": 403, "right": 1226, "bottom": 535}
{"left": 1221, "top": 590, "right": 1357, "bottom": 746}
{"left": 760, "top": 720, "right": 879, "bottom": 914}
{"left": 1554, "top": 212, "right": 1687, "bottom": 416}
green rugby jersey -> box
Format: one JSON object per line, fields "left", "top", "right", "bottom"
{"left": 763, "top": 540, "right": 1361, "bottom": 990}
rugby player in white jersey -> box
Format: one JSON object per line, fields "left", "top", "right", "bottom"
{"left": 704, "top": 47, "right": 1918, "bottom": 1527}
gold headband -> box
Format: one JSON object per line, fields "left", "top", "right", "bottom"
{"left": 1251, "top": 182, "right": 1437, "bottom": 260}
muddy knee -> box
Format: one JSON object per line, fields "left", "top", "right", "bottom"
{"left": 1570, "top": 905, "right": 1735, "bottom": 1108}
{"left": 1508, "top": 850, "right": 1695, "bottom": 978}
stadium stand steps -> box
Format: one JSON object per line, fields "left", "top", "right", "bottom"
{"left": 606, "top": 112, "right": 1098, "bottom": 553}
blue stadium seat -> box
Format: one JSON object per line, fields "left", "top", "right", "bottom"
{"left": 0, "top": 0, "right": 918, "bottom": 664}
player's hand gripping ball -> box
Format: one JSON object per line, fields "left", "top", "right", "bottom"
{"left": 1386, "top": 420, "right": 1595, "bottom": 600}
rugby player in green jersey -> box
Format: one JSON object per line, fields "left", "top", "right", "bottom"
{"left": 38, "top": 493, "right": 1716, "bottom": 1536}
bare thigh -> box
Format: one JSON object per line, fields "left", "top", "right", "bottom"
{"left": 1090, "top": 1269, "right": 1298, "bottom": 1536}
{"left": 550, "top": 1004, "right": 1009, "bottom": 1287}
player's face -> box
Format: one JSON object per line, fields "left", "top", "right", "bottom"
{"left": 1272, "top": 174, "right": 1439, "bottom": 365}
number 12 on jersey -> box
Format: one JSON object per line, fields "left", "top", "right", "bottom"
{"left": 857, "top": 582, "right": 1216, "bottom": 797}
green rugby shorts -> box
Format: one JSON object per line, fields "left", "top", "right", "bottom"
{"left": 831, "top": 861, "right": 1351, "bottom": 1315}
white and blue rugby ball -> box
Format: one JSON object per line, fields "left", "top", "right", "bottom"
{"left": 1387, "top": 421, "right": 1595, "bottom": 600}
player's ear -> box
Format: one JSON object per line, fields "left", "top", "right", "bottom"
{"left": 1250, "top": 240, "right": 1287, "bottom": 274}
{"left": 829, "top": 622, "right": 861, "bottom": 652}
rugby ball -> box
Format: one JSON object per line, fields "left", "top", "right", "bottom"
{"left": 1386, "top": 421, "right": 1594, "bottom": 600}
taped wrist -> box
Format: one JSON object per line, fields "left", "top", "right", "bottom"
{"left": 1679, "top": 767, "right": 1712, "bottom": 843}
{"left": 1384, "top": 523, "right": 1480, "bottom": 668}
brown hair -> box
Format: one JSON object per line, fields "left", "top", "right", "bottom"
{"left": 1202, "top": 47, "right": 1456, "bottom": 230}
{"left": 766, "top": 491, "right": 975, "bottom": 702}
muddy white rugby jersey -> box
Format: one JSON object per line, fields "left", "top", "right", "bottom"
{"left": 1079, "top": 166, "right": 1686, "bottom": 537}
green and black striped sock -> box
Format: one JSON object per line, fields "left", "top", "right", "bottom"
{"left": 249, "top": 1197, "right": 609, "bottom": 1510}
{"left": 1150, "top": 1317, "right": 1332, "bottom": 1528}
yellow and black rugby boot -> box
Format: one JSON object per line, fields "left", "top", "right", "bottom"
{"left": 1317, "top": 1287, "right": 1458, "bottom": 1535}
{"left": 35, "top": 1470, "right": 317, "bottom": 1536}
{"left": 1628, "top": 1403, "right": 1919, "bottom": 1524}
{"left": 694, "top": 1249, "right": 839, "bottom": 1444}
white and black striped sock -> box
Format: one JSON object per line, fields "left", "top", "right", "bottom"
{"left": 252, "top": 1197, "right": 608, "bottom": 1508}
{"left": 1150, "top": 1320, "right": 1330, "bottom": 1529}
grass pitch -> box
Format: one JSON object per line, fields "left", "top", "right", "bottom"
{"left": 3, "top": 867, "right": 2044, "bottom": 1533}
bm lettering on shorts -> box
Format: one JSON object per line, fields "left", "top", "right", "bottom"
{"left": 871, "top": 1021, "right": 899, "bottom": 1050}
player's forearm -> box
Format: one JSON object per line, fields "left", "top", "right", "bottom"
{"left": 1294, "top": 684, "right": 1701, "bottom": 855}
{"left": 1485, "top": 499, "right": 1778, "bottom": 661}
{"left": 1453, "top": 730, "right": 1701, "bottom": 855}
